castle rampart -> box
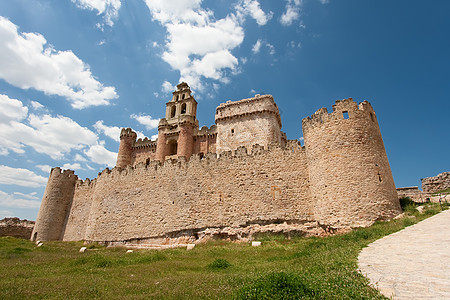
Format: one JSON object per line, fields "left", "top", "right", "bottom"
{"left": 33, "top": 88, "right": 402, "bottom": 245}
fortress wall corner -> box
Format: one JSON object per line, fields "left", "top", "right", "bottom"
{"left": 31, "top": 168, "right": 78, "bottom": 241}
{"left": 303, "top": 98, "right": 401, "bottom": 227}
{"left": 62, "top": 179, "right": 96, "bottom": 241}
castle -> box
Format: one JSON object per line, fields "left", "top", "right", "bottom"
{"left": 31, "top": 83, "right": 402, "bottom": 245}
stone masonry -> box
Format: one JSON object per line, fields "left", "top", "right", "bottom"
{"left": 31, "top": 84, "right": 402, "bottom": 244}
{"left": 422, "top": 172, "right": 450, "bottom": 193}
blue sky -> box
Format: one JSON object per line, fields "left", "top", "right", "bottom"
{"left": 0, "top": 0, "right": 449, "bottom": 220}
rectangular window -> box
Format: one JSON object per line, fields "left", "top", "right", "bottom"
{"left": 343, "top": 111, "right": 349, "bottom": 119}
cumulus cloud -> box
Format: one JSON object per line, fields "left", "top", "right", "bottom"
{"left": 280, "top": 0, "right": 302, "bottom": 26}
{"left": 235, "top": 0, "right": 273, "bottom": 26}
{"left": 0, "top": 93, "right": 120, "bottom": 171}
{"left": 62, "top": 163, "right": 83, "bottom": 170}
{"left": 162, "top": 81, "right": 175, "bottom": 93}
{"left": 72, "top": 0, "right": 121, "bottom": 27}
{"left": 36, "top": 164, "right": 52, "bottom": 174}
{"left": 84, "top": 143, "right": 117, "bottom": 168}
{"left": 0, "top": 165, "right": 48, "bottom": 188}
{"left": 143, "top": 0, "right": 274, "bottom": 90}
{"left": 130, "top": 114, "right": 160, "bottom": 130}
{"left": 0, "top": 190, "right": 41, "bottom": 209}
{"left": 252, "top": 39, "right": 262, "bottom": 54}
{"left": 93, "top": 120, "right": 121, "bottom": 142}
{"left": 0, "top": 17, "right": 118, "bottom": 109}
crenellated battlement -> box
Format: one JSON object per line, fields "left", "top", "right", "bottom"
{"left": 133, "top": 137, "right": 157, "bottom": 149}
{"left": 215, "top": 94, "right": 282, "bottom": 128}
{"left": 196, "top": 125, "right": 217, "bottom": 137}
{"left": 120, "top": 128, "right": 137, "bottom": 140}
{"left": 96, "top": 142, "right": 307, "bottom": 183}
{"left": 302, "top": 98, "right": 379, "bottom": 132}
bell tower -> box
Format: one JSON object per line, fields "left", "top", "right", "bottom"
{"left": 155, "top": 82, "right": 199, "bottom": 161}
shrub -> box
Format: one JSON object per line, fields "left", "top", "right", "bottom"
{"left": 207, "top": 258, "right": 231, "bottom": 270}
{"left": 399, "top": 197, "right": 416, "bottom": 209}
{"left": 237, "top": 272, "right": 316, "bottom": 299}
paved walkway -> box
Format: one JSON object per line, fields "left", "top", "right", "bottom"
{"left": 358, "top": 209, "right": 450, "bottom": 299}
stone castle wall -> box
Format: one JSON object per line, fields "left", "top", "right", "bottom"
{"left": 0, "top": 218, "right": 35, "bottom": 239}
{"left": 422, "top": 172, "right": 450, "bottom": 193}
{"left": 63, "top": 143, "right": 312, "bottom": 242}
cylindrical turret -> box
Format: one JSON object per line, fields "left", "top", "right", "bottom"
{"left": 31, "top": 167, "right": 78, "bottom": 241}
{"left": 302, "top": 98, "right": 401, "bottom": 227}
{"left": 177, "top": 124, "right": 194, "bottom": 160}
{"left": 116, "top": 128, "right": 137, "bottom": 168}
{"left": 155, "top": 119, "right": 169, "bottom": 162}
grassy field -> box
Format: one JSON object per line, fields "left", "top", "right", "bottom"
{"left": 0, "top": 203, "right": 446, "bottom": 299}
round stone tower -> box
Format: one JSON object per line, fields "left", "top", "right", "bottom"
{"left": 116, "top": 128, "right": 137, "bottom": 168}
{"left": 302, "top": 98, "right": 401, "bottom": 227}
{"left": 31, "top": 167, "right": 78, "bottom": 241}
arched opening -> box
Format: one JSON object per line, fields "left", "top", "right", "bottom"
{"left": 176, "top": 95, "right": 179, "bottom": 101}
{"left": 182, "top": 94, "right": 185, "bottom": 99}
{"left": 170, "top": 106, "right": 176, "bottom": 118}
{"left": 181, "top": 103, "right": 187, "bottom": 114}
{"left": 168, "top": 141, "right": 178, "bottom": 156}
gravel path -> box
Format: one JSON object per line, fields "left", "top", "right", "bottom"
{"left": 358, "top": 209, "right": 450, "bottom": 299}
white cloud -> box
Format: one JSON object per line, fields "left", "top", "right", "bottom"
{"left": 84, "top": 143, "right": 117, "bottom": 168}
{"left": 62, "top": 163, "right": 83, "bottom": 170}
{"left": 0, "top": 190, "right": 41, "bottom": 209}
{"left": 235, "top": 0, "right": 273, "bottom": 26}
{"left": 162, "top": 81, "right": 175, "bottom": 93}
{"left": 0, "top": 17, "right": 118, "bottom": 109}
{"left": 144, "top": 0, "right": 245, "bottom": 90}
{"left": 130, "top": 114, "right": 160, "bottom": 130}
{"left": 74, "top": 154, "right": 88, "bottom": 162}
{"left": 0, "top": 94, "right": 115, "bottom": 167}
{"left": 93, "top": 120, "right": 121, "bottom": 142}
{"left": 0, "top": 165, "right": 48, "bottom": 188}
{"left": 0, "top": 210, "right": 14, "bottom": 218}
{"left": 319, "top": 0, "right": 329, "bottom": 3}
{"left": 0, "top": 94, "right": 28, "bottom": 123}
{"left": 252, "top": 39, "right": 262, "bottom": 54}
{"left": 72, "top": 0, "right": 122, "bottom": 27}
{"left": 266, "top": 43, "right": 275, "bottom": 55}
{"left": 280, "top": 0, "right": 302, "bottom": 26}
{"left": 36, "top": 164, "right": 52, "bottom": 174}
{"left": 252, "top": 40, "right": 275, "bottom": 55}
{"left": 13, "top": 192, "right": 38, "bottom": 200}
{"left": 150, "top": 134, "right": 158, "bottom": 141}
{"left": 30, "top": 101, "right": 44, "bottom": 110}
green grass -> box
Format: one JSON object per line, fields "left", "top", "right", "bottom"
{"left": 0, "top": 204, "right": 447, "bottom": 299}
